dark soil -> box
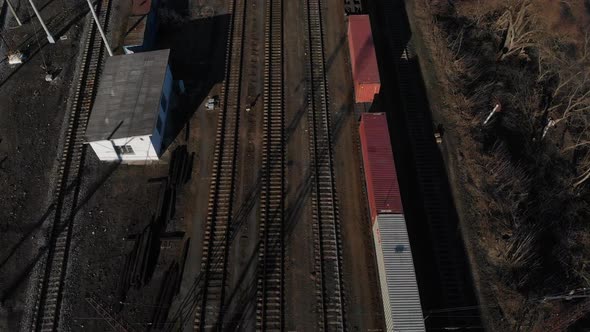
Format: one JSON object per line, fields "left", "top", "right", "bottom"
{"left": 324, "top": 0, "right": 385, "bottom": 329}
{"left": 403, "top": 0, "right": 590, "bottom": 330}
{"left": 366, "top": 0, "right": 483, "bottom": 329}
{"left": 0, "top": 1, "right": 87, "bottom": 329}
{"left": 62, "top": 154, "right": 170, "bottom": 331}
{"left": 282, "top": 0, "right": 316, "bottom": 329}
{"left": 1, "top": 0, "right": 409, "bottom": 331}
{"left": 63, "top": 0, "right": 230, "bottom": 330}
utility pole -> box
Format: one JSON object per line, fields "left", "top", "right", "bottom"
{"left": 85, "top": 0, "right": 113, "bottom": 56}
{"left": 541, "top": 117, "right": 555, "bottom": 139}
{"left": 483, "top": 103, "right": 502, "bottom": 125}
{"left": 6, "top": 0, "right": 23, "bottom": 26}
{"left": 27, "top": 0, "right": 55, "bottom": 43}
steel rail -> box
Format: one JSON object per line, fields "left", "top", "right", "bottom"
{"left": 256, "top": 0, "right": 284, "bottom": 329}
{"left": 304, "top": 0, "right": 346, "bottom": 330}
{"left": 30, "top": 0, "right": 112, "bottom": 331}
{"left": 193, "top": 0, "right": 247, "bottom": 329}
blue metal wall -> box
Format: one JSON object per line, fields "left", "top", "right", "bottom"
{"left": 151, "top": 65, "right": 173, "bottom": 155}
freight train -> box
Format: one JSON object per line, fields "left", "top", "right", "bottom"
{"left": 359, "top": 113, "right": 425, "bottom": 332}
{"left": 348, "top": 15, "right": 426, "bottom": 332}
{"left": 348, "top": 15, "right": 380, "bottom": 105}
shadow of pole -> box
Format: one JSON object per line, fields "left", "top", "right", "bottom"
{"left": 0, "top": 157, "right": 119, "bottom": 303}
{"left": 0, "top": 203, "right": 55, "bottom": 271}
{"left": 0, "top": 2, "right": 90, "bottom": 88}
{"left": 367, "top": 0, "right": 483, "bottom": 328}
{"left": 162, "top": 69, "right": 349, "bottom": 327}
{"left": 0, "top": 147, "right": 115, "bottom": 278}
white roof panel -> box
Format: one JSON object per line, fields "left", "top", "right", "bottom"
{"left": 374, "top": 214, "right": 425, "bottom": 332}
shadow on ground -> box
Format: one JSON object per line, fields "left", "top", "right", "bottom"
{"left": 368, "top": 0, "right": 483, "bottom": 329}
{"left": 0, "top": 150, "right": 119, "bottom": 304}
{"left": 162, "top": 84, "right": 349, "bottom": 330}
{"left": 156, "top": 13, "right": 230, "bottom": 151}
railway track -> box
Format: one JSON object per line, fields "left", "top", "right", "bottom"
{"left": 193, "top": 0, "right": 247, "bottom": 329}
{"left": 30, "top": 0, "right": 112, "bottom": 331}
{"left": 304, "top": 0, "right": 346, "bottom": 330}
{"left": 256, "top": 0, "right": 284, "bottom": 329}
{"left": 1, "top": 2, "right": 88, "bottom": 65}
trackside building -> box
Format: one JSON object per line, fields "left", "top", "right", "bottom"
{"left": 86, "top": 49, "right": 183, "bottom": 163}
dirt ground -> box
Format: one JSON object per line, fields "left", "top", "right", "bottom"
{"left": 63, "top": 0, "right": 230, "bottom": 330}
{"left": 401, "top": 1, "right": 489, "bottom": 326}
{"left": 62, "top": 155, "right": 170, "bottom": 331}
{"left": 364, "top": 0, "right": 484, "bottom": 329}
{"left": 1, "top": 0, "right": 388, "bottom": 330}
{"left": 282, "top": 0, "right": 384, "bottom": 329}
{"left": 403, "top": 1, "right": 590, "bottom": 330}
{"left": 322, "top": 0, "right": 385, "bottom": 330}
{"left": 61, "top": 106, "right": 219, "bottom": 332}
{"left": 0, "top": 0, "right": 227, "bottom": 329}
{"left": 156, "top": 0, "right": 230, "bottom": 330}
{"left": 222, "top": 0, "right": 265, "bottom": 327}
{"left": 282, "top": 0, "right": 316, "bottom": 328}
{"left": 0, "top": 1, "right": 87, "bottom": 329}
{"left": 168, "top": 96, "right": 218, "bottom": 332}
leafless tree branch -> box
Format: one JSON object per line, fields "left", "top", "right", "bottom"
{"left": 496, "top": 0, "right": 540, "bottom": 61}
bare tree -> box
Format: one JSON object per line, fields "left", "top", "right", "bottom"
{"left": 564, "top": 133, "right": 590, "bottom": 187}
{"left": 534, "top": 27, "right": 590, "bottom": 186}
{"left": 496, "top": 0, "right": 540, "bottom": 61}
{"left": 482, "top": 145, "right": 531, "bottom": 230}
{"left": 549, "top": 72, "right": 590, "bottom": 125}
{"left": 504, "top": 229, "right": 540, "bottom": 288}
{"left": 454, "top": 0, "right": 510, "bottom": 26}
{"left": 533, "top": 299, "right": 590, "bottom": 332}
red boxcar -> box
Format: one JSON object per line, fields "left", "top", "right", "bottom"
{"left": 359, "top": 113, "right": 403, "bottom": 223}
{"left": 348, "top": 15, "right": 380, "bottom": 103}
{"left": 131, "top": 0, "right": 152, "bottom": 15}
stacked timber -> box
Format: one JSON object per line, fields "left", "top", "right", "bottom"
{"left": 155, "top": 145, "right": 194, "bottom": 228}
{"left": 118, "top": 145, "right": 193, "bottom": 299}
{"left": 168, "top": 145, "right": 193, "bottom": 190}
{"left": 150, "top": 262, "right": 180, "bottom": 329}
{"left": 120, "top": 223, "right": 158, "bottom": 289}
{"left": 150, "top": 238, "right": 190, "bottom": 329}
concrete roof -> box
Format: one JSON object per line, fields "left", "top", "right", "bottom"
{"left": 86, "top": 49, "right": 170, "bottom": 141}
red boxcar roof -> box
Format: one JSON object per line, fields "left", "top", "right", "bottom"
{"left": 348, "top": 15, "right": 380, "bottom": 84}
{"left": 131, "top": 0, "right": 151, "bottom": 15}
{"left": 359, "top": 113, "right": 403, "bottom": 221}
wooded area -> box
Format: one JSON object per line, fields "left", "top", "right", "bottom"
{"left": 415, "top": 0, "right": 590, "bottom": 329}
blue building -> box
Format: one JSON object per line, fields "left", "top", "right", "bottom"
{"left": 123, "top": 0, "right": 159, "bottom": 54}
{"left": 86, "top": 49, "right": 184, "bottom": 163}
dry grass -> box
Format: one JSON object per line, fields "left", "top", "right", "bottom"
{"left": 532, "top": 0, "right": 590, "bottom": 43}
{"left": 413, "top": 0, "right": 590, "bottom": 330}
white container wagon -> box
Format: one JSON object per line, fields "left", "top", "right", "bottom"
{"left": 359, "top": 114, "right": 425, "bottom": 331}
{"left": 373, "top": 214, "right": 425, "bottom": 331}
